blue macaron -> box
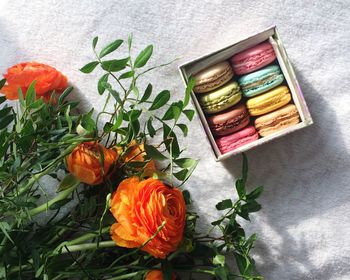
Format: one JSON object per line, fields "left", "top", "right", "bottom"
{"left": 238, "top": 65, "right": 284, "bottom": 98}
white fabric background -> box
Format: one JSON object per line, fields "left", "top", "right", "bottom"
{"left": 1, "top": 0, "right": 350, "bottom": 279}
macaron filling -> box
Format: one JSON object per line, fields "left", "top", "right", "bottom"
{"left": 232, "top": 47, "right": 276, "bottom": 74}
{"left": 194, "top": 62, "right": 234, "bottom": 93}
{"left": 255, "top": 105, "right": 300, "bottom": 136}
{"left": 200, "top": 91, "right": 242, "bottom": 113}
{"left": 216, "top": 126, "right": 259, "bottom": 153}
{"left": 209, "top": 111, "right": 249, "bottom": 135}
{"left": 241, "top": 73, "right": 284, "bottom": 93}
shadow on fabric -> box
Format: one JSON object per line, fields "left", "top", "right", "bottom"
{"left": 211, "top": 69, "right": 350, "bottom": 279}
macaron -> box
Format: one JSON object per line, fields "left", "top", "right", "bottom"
{"left": 255, "top": 104, "right": 300, "bottom": 137}
{"left": 230, "top": 42, "right": 276, "bottom": 75}
{"left": 239, "top": 65, "right": 284, "bottom": 97}
{"left": 216, "top": 125, "right": 259, "bottom": 154}
{"left": 198, "top": 81, "right": 242, "bottom": 114}
{"left": 246, "top": 85, "right": 291, "bottom": 116}
{"left": 193, "top": 61, "right": 234, "bottom": 94}
{"left": 207, "top": 103, "right": 249, "bottom": 136}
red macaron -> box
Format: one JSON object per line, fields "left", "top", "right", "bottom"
{"left": 207, "top": 103, "right": 250, "bottom": 136}
{"left": 230, "top": 42, "right": 276, "bottom": 75}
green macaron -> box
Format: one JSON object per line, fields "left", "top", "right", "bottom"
{"left": 198, "top": 81, "right": 242, "bottom": 114}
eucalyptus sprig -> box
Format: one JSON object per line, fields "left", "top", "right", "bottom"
{"left": 0, "top": 36, "right": 264, "bottom": 280}
{"left": 80, "top": 35, "right": 198, "bottom": 185}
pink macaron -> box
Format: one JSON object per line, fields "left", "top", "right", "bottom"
{"left": 216, "top": 125, "right": 259, "bottom": 154}
{"left": 230, "top": 42, "right": 276, "bottom": 75}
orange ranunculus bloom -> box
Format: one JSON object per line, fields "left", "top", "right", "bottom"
{"left": 117, "top": 140, "right": 156, "bottom": 176}
{"left": 110, "top": 177, "right": 186, "bottom": 259}
{"left": 0, "top": 62, "right": 68, "bottom": 100}
{"left": 66, "top": 142, "right": 118, "bottom": 185}
{"left": 145, "top": 270, "right": 176, "bottom": 280}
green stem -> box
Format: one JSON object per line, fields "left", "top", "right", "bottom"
{"left": 66, "top": 226, "right": 110, "bottom": 246}
{"left": 29, "top": 183, "right": 79, "bottom": 216}
{"left": 60, "top": 240, "right": 115, "bottom": 254}
{"left": 108, "top": 271, "right": 142, "bottom": 280}
{"left": 16, "top": 144, "right": 78, "bottom": 196}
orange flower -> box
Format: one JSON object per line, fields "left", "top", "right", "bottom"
{"left": 110, "top": 177, "right": 186, "bottom": 259}
{"left": 66, "top": 142, "right": 118, "bottom": 185}
{"left": 117, "top": 140, "right": 156, "bottom": 176}
{"left": 0, "top": 62, "right": 68, "bottom": 100}
{"left": 145, "top": 270, "right": 176, "bottom": 280}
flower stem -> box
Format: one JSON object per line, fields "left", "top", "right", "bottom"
{"left": 28, "top": 182, "right": 79, "bottom": 216}
{"left": 108, "top": 271, "right": 143, "bottom": 280}
{"left": 65, "top": 226, "right": 110, "bottom": 246}
{"left": 60, "top": 240, "right": 115, "bottom": 254}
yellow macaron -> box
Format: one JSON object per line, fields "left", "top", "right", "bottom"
{"left": 246, "top": 85, "right": 291, "bottom": 116}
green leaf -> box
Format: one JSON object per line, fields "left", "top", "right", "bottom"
{"left": 242, "top": 200, "right": 261, "bottom": 213}
{"left": 111, "top": 112, "right": 123, "bottom": 131}
{"left": 0, "top": 222, "right": 14, "bottom": 244}
{"left": 0, "top": 114, "right": 14, "bottom": 130}
{"left": 176, "top": 123, "right": 188, "bottom": 137}
{"left": 92, "top": 36, "right": 98, "bottom": 49}
{"left": 211, "top": 218, "right": 224, "bottom": 226}
{"left": 149, "top": 90, "right": 170, "bottom": 111}
{"left": 18, "top": 87, "right": 24, "bottom": 107}
{"left": 166, "top": 132, "right": 180, "bottom": 158}
{"left": 144, "top": 144, "right": 167, "bottom": 161}
{"left": 98, "top": 73, "right": 109, "bottom": 95}
{"left": 57, "top": 174, "right": 80, "bottom": 192}
{"left": 0, "top": 107, "right": 12, "bottom": 118}
{"left": 184, "top": 76, "right": 195, "bottom": 107}
{"left": 214, "top": 266, "right": 228, "bottom": 280}
{"left": 182, "top": 190, "right": 191, "bottom": 205}
{"left": 58, "top": 87, "right": 74, "bottom": 105}
{"left": 147, "top": 118, "right": 156, "bottom": 137}
{"left": 242, "top": 153, "right": 248, "bottom": 183}
{"left": 104, "top": 122, "right": 113, "bottom": 133}
{"left": 134, "top": 45, "right": 153, "bottom": 68}
{"left": 128, "top": 110, "right": 142, "bottom": 122}
{"left": 0, "top": 96, "right": 6, "bottom": 104}
{"left": 0, "top": 79, "right": 6, "bottom": 90}
{"left": 174, "top": 158, "right": 197, "bottom": 169}
{"left": 236, "top": 179, "right": 246, "bottom": 199}
{"left": 246, "top": 186, "right": 264, "bottom": 200}
{"left": 173, "top": 160, "right": 198, "bottom": 181}
{"left": 234, "top": 253, "right": 248, "bottom": 275}
{"left": 25, "top": 81, "right": 36, "bottom": 106}
{"left": 128, "top": 33, "right": 133, "bottom": 52}
{"left": 213, "top": 254, "right": 225, "bottom": 267}
{"left": 80, "top": 61, "right": 99, "bottom": 73}
{"left": 99, "top": 39, "right": 123, "bottom": 58}
{"left": 183, "top": 109, "right": 195, "bottom": 121}
{"left": 101, "top": 58, "right": 129, "bottom": 72}
{"left": 80, "top": 109, "right": 96, "bottom": 133}
{"left": 173, "top": 169, "right": 188, "bottom": 181}
{"left": 162, "top": 103, "right": 181, "bottom": 121}
{"left": 109, "top": 89, "right": 122, "bottom": 104}
{"left": 119, "top": 70, "right": 134, "bottom": 80}
{"left": 65, "top": 105, "right": 72, "bottom": 133}
{"left": 216, "top": 199, "right": 233, "bottom": 210}
{"left": 245, "top": 233, "right": 257, "bottom": 250}
{"left": 163, "top": 122, "right": 171, "bottom": 139}
{"left": 140, "top": 83, "right": 152, "bottom": 102}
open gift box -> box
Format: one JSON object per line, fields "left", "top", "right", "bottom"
{"left": 179, "top": 26, "right": 313, "bottom": 161}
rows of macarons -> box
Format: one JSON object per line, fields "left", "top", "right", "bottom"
{"left": 193, "top": 41, "right": 300, "bottom": 154}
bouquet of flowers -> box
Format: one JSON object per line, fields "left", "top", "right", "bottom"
{"left": 0, "top": 35, "right": 264, "bottom": 280}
